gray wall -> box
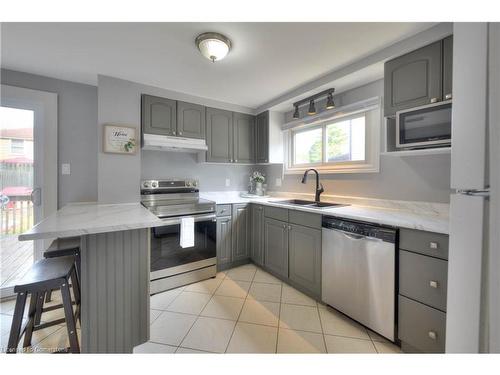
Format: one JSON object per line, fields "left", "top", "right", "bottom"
{"left": 1, "top": 69, "right": 98, "bottom": 207}
{"left": 268, "top": 79, "right": 452, "bottom": 203}
{"left": 97, "top": 75, "right": 256, "bottom": 203}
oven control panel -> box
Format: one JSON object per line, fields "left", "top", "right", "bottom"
{"left": 141, "top": 179, "right": 199, "bottom": 190}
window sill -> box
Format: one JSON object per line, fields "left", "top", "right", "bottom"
{"left": 284, "top": 163, "right": 380, "bottom": 175}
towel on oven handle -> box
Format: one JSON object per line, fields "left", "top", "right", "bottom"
{"left": 180, "top": 216, "right": 195, "bottom": 248}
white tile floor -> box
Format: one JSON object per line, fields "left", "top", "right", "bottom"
{"left": 0, "top": 263, "right": 402, "bottom": 354}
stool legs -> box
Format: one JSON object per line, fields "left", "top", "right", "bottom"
{"left": 23, "top": 291, "right": 40, "bottom": 348}
{"left": 34, "top": 292, "right": 45, "bottom": 326}
{"left": 45, "top": 290, "right": 52, "bottom": 303}
{"left": 7, "top": 292, "right": 28, "bottom": 353}
{"left": 70, "top": 268, "right": 81, "bottom": 323}
{"left": 61, "top": 279, "right": 80, "bottom": 353}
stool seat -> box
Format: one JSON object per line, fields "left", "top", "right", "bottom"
{"left": 14, "top": 256, "right": 75, "bottom": 293}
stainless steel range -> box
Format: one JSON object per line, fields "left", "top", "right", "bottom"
{"left": 141, "top": 179, "right": 216, "bottom": 294}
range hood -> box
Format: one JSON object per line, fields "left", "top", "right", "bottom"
{"left": 142, "top": 133, "right": 208, "bottom": 153}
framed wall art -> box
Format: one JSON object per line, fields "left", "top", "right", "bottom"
{"left": 102, "top": 124, "right": 137, "bottom": 154}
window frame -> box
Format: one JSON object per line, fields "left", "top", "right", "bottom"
{"left": 284, "top": 107, "right": 380, "bottom": 174}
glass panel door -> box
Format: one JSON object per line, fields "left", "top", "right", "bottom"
{"left": 0, "top": 106, "right": 35, "bottom": 293}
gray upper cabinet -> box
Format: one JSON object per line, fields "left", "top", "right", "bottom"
{"left": 206, "top": 107, "right": 233, "bottom": 162}
{"left": 251, "top": 204, "right": 264, "bottom": 266}
{"left": 177, "top": 101, "right": 206, "bottom": 139}
{"left": 232, "top": 204, "right": 251, "bottom": 262}
{"left": 384, "top": 41, "right": 443, "bottom": 117}
{"left": 142, "top": 94, "right": 177, "bottom": 136}
{"left": 255, "top": 111, "right": 269, "bottom": 163}
{"left": 264, "top": 217, "right": 289, "bottom": 279}
{"left": 288, "top": 224, "right": 322, "bottom": 297}
{"left": 216, "top": 215, "right": 232, "bottom": 267}
{"left": 233, "top": 112, "right": 255, "bottom": 164}
{"left": 442, "top": 35, "right": 453, "bottom": 100}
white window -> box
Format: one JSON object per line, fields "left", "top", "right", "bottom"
{"left": 10, "top": 139, "right": 25, "bottom": 154}
{"left": 285, "top": 105, "right": 380, "bottom": 174}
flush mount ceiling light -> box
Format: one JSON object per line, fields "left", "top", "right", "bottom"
{"left": 195, "top": 32, "right": 232, "bottom": 62}
{"left": 292, "top": 88, "right": 335, "bottom": 120}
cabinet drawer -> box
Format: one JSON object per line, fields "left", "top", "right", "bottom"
{"left": 289, "top": 210, "right": 321, "bottom": 229}
{"left": 399, "top": 228, "right": 449, "bottom": 260}
{"left": 399, "top": 250, "right": 448, "bottom": 311}
{"left": 216, "top": 204, "right": 232, "bottom": 217}
{"left": 399, "top": 295, "right": 446, "bottom": 353}
{"left": 264, "top": 206, "right": 288, "bottom": 222}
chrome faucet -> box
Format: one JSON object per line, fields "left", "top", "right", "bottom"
{"left": 301, "top": 169, "right": 324, "bottom": 202}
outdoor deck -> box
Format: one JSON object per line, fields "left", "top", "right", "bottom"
{"left": 0, "top": 235, "right": 33, "bottom": 289}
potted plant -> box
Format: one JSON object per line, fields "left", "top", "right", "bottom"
{"left": 251, "top": 171, "right": 266, "bottom": 196}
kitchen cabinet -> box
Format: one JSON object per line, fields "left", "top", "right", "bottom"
{"left": 233, "top": 112, "right": 255, "bottom": 163}
{"left": 206, "top": 107, "right": 234, "bottom": 162}
{"left": 141, "top": 94, "right": 177, "bottom": 136}
{"left": 442, "top": 35, "right": 453, "bottom": 101}
{"left": 251, "top": 204, "right": 264, "bottom": 266}
{"left": 264, "top": 217, "right": 289, "bottom": 279}
{"left": 232, "top": 204, "right": 251, "bottom": 261}
{"left": 177, "top": 101, "right": 206, "bottom": 139}
{"left": 216, "top": 215, "right": 232, "bottom": 267}
{"left": 255, "top": 111, "right": 269, "bottom": 163}
{"left": 288, "top": 224, "right": 322, "bottom": 296}
{"left": 384, "top": 40, "right": 444, "bottom": 117}
{"left": 397, "top": 228, "right": 449, "bottom": 353}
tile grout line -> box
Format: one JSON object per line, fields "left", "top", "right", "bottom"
{"left": 275, "top": 275, "right": 284, "bottom": 354}
{"left": 223, "top": 265, "right": 257, "bottom": 353}
{"left": 316, "top": 302, "right": 328, "bottom": 353}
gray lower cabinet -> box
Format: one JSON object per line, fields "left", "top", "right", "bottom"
{"left": 206, "top": 107, "right": 233, "bottom": 162}
{"left": 255, "top": 111, "right": 269, "bottom": 163}
{"left": 141, "top": 94, "right": 177, "bottom": 136}
{"left": 251, "top": 204, "right": 264, "bottom": 266}
{"left": 288, "top": 224, "right": 321, "bottom": 296}
{"left": 264, "top": 217, "right": 289, "bottom": 279}
{"left": 216, "top": 215, "right": 232, "bottom": 267}
{"left": 233, "top": 112, "right": 255, "bottom": 163}
{"left": 177, "top": 101, "right": 206, "bottom": 139}
{"left": 398, "top": 228, "right": 449, "bottom": 353}
{"left": 384, "top": 41, "right": 443, "bottom": 117}
{"left": 232, "top": 204, "right": 251, "bottom": 261}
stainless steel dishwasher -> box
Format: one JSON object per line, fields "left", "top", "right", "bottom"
{"left": 322, "top": 216, "right": 397, "bottom": 341}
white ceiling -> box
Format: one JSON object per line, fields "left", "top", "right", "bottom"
{"left": 1, "top": 22, "right": 436, "bottom": 110}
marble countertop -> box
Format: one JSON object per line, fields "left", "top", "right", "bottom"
{"left": 18, "top": 202, "right": 164, "bottom": 241}
{"left": 201, "top": 191, "right": 449, "bottom": 234}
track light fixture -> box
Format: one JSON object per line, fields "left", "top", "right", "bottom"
{"left": 292, "top": 88, "right": 335, "bottom": 120}
{"left": 326, "top": 93, "right": 335, "bottom": 109}
{"left": 308, "top": 100, "right": 316, "bottom": 115}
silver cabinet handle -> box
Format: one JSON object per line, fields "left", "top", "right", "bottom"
{"left": 235, "top": 159, "right": 238, "bottom": 163}
{"left": 172, "top": 131, "right": 176, "bottom": 135}
{"left": 428, "top": 331, "right": 437, "bottom": 340}
{"left": 179, "top": 131, "right": 183, "bottom": 135}
{"left": 429, "top": 280, "right": 439, "bottom": 288}
{"left": 282, "top": 224, "right": 286, "bottom": 229}
{"left": 430, "top": 97, "right": 439, "bottom": 103}
{"left": 429, "top": 242, "right": 438, "bottom": 249}
{"left": 288, "top": 225, "right": 292, "bottom": 230}
{"left": 445, "top": 93, "right": 452, "bottom": 100}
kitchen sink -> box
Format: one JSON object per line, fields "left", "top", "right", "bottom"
{"left": 277, "top": 199, "right": 347, "bottom": 209}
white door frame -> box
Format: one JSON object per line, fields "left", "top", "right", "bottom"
{"left": 1, "top": 84, "right": 58, "bottom": 297}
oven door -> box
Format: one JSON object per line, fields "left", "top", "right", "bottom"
{"left": 150, "top": 213, "right": 216, "bottom": 281}
{"left": 396, "top": 101, "right": 452, "bottom": 149}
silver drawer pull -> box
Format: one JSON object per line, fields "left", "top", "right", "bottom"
{"left": 430, "top": 97, "right": 439, "bottom": 103}
{"left": 445, "top": 93, "right": 452, "bottom": 100}
{"left": 428, "top": 331, "right": 437, "bottom": 340}
{"left": 429, "top": 280, "right": 439, "bottom": 288}
{"left": 429, "top": 242, "right": 438, "bottom": 249}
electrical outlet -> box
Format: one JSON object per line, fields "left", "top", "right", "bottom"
{"left": 275, "top": 178, "right": 282, "bottom": 187}
{"left": 225, "top": 178, "right": 231, "bottom": 187}
{"left": 61, "top": 163, "right": 71, "bottom": 175}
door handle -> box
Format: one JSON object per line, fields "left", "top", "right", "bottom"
{"left": 30, "top": 187, "right": 42, "bottom": 206}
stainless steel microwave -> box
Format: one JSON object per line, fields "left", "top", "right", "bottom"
{"left": 396, "top": 101, "right": 452, "bottom": 149}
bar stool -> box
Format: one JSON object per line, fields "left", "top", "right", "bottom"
{"left": 43, "top": 237, "right": 80, "bottom": 303}
{"left": 7, "top": 255, "right": 81, "bottom": 353}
